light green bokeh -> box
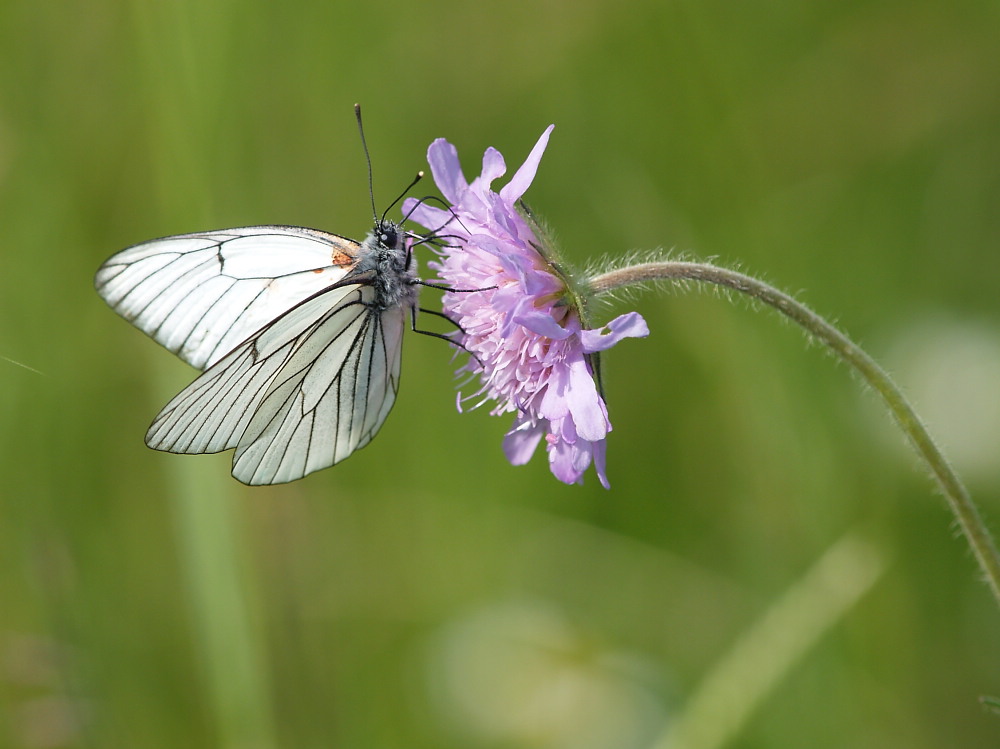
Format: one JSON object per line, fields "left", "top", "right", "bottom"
{"left": 2, "top": 0, "right": 999, "bottom": 746}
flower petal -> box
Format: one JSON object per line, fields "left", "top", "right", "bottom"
{"left": 546, "top": 433, "right": 590, "bottom": 486}
{"left": 500, "top": 125, "right": 554, "bottom": 204}
{"left": 514, "top": 310, "right": 573, "bottom": 340}
{"left": 565, "top": 359, "right": 609, "bottom": 442}
{"left": 402, "top": 199, "right": 451, "bottom": 234}
{"left": 580, "top": 311, "right": 650, "bottom": 353}
{"left": 591, "top": 439, "right": 610, "bottom": 489}
{"left": 480, "top": 147, "right": 507, "bottom": 185}
{"left": 538, "top": 367, "right": 571, "bottom": 420}
{"left": 503, "top": 418, "right": 544, "bottom": 465}
{"left": 427, "top": 139, "right": 468, "bottom": 204}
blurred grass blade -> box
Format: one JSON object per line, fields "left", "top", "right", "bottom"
{"left": 129, "top": 0, "right": 276, "bottom": 743}
{"left": 167, "top": 448, "right": 277, "bottom": 749}
{"left": 653, "top": 530, "right": 886, "bottom": 749}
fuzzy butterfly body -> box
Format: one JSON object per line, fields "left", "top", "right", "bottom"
{"left": 95, "top": 220, "right": 419, "bottom": 485}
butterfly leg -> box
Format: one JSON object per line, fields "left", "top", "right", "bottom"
{"left": 410, "top": 306, "right": 484, "bottom": 368}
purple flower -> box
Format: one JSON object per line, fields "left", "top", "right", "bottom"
{"left": 404, "top": 127, "right": 648, "bottom": 488}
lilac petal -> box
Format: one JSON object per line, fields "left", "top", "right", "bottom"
{"left": 538, "top": 366, "right": 572, "bottom": 420}
{"left": 402, "top": 199, "right": 451, "bottom": 233}
{"left": 546, "top": 437, "right": 587, "bottom": 486}
{"left": 522, "top": 272, "right": 561, "bottom": 299}
{"left": 496, "top": 253, "right": 558, "bottom": 297}
{"left": 488, "top": 195, "right": 520, "bottom": 239}
{"left": 427, "top": 139, "right": 468, "bottom": 204}
{"left": 580, "top": 312, "right": 650, "bottom": 353}
{"left": 591, "top": 440, "right": 610, "bottom": 489}
{"left": 500, "top": 125, "right": 554, "bottom": 204}
{"left": 497, "top": 299, "right": 536, "bottom": 337}
{"left": 481, "top": 147, "right": 507, "bottom": 184}
{"left": 503, "top": 418, "right": 544, "bottom": 465}
{"left": 565, "top": 359, "right": 608, "bottom": 441}
{"left": 471, "top": 233, "right": 517, "bottom": 262}
{"left": 514, "top": 310, "right": 573, "bottom": 340}
{"left": 457, "top": 187, "right": 490, "bottom": 226}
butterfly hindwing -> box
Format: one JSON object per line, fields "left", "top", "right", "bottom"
{"left": 146, "top": 279, "right": 407, "bottom": 485}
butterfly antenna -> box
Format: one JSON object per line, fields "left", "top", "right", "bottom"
{"left": 382, "top": 171, "right": 425, "bottom": 224}
{"left": 403, "top": 195, "right": 472, "bottom": 238}
{"left": 355, "top": 103, "right": 378, "bottom": 223}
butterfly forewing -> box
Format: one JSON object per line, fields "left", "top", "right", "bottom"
{"left": 95, "top": 226, "right": 360, "bottom": 369}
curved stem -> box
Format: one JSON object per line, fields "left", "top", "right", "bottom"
{"left": 590, "top": 261, "right": 1000, "bottom": 607}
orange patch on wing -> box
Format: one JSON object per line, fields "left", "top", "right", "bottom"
{"left": 331, "top": 250, "right": 355, "bottom": 267}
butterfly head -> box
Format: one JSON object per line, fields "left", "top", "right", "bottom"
{"left": 374, "top": 218, "right": 403, "bottom": 251}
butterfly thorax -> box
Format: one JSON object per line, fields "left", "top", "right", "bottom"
{"left": 356, "top": 219, "right": 419, "bottom": 312}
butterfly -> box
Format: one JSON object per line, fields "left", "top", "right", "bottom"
{"left": 95, "top": 217, "right": 427, "bottom": 485}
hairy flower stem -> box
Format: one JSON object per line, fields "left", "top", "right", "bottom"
{"left": 590, "top": 261, "right": 1000, "bottom": 607}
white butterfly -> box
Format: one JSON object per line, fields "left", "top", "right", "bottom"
{"left": 95, "top": 220, "right": 422, "bottom": 485}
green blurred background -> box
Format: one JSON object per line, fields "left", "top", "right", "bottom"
{"left": 2, "top": 0, "right": 1000, "bottom": 746}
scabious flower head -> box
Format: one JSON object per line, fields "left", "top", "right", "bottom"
{"left": 403, "top": 127, "right": 648, "bottom": 488}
